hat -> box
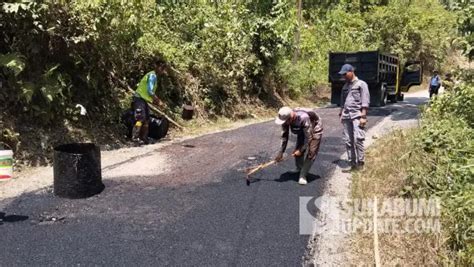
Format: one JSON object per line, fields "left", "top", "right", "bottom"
{"left": 338, "top": 64, "right": 355, "bottom": 75}
{"left": 275, "top": 106, "right": 292, "bottom": 125}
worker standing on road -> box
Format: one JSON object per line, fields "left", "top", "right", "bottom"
{"left": 131, "top": 60, "right": 167, "bottom": 144}
{"left": 274, "top": 107, "right": 323, "bottom": 185}
{"left": 338, "top": 64, "right": 370, "bottom": 171}
{"left": 429, "top": 70, "right": 442, "bottom": 98}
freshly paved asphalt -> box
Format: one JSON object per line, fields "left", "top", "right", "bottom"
{"left": 0, "top": 105, "right": 399, "bottom": 266}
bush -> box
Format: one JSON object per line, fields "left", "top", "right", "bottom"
{"left": 1, "top": 1, "right": 298, "bottom": 122}
{"left": 403, "top": 81, "right": 474, "bottom": 265}
{"left": 366, "top": 0, "right": 457, "bottom": 71}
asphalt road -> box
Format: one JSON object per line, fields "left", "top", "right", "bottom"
{"left": 0, "top": 106, "right": 396, "bottom": 266}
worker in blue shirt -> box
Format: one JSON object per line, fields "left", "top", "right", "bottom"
{"left": 429, "top": 71, "right": 441, "bottom": 98}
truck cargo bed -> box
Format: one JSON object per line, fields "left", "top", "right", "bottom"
{"left": 329, "top": 51, "right": 399, "bottom": 107}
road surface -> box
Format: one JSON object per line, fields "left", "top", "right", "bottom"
{"left": 0, "top": 95, "right": 424, "bottom": 265}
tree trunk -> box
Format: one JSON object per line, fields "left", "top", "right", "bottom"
{"left": 292, "top": 0, "right": 303, "bottom": 64}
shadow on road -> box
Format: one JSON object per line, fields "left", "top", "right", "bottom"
{"left": 331, "top": 159, "right": 352, "bottom": 169}
{"left": 248, "top": 172, "right": 321, "bottom": 185}
{"left": 0, "top": 212, "right": 29, "bottom": 225}
{"left": 276, "top": 172, "right": 321, "bottom": 183}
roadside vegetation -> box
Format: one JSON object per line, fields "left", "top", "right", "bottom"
{"left": 1, "top": 1, "right": 472, "bottom": 264}
{"left": 351, "top": 69, "right": 474, "bottom": 265}
{"left": 0, "top": 0, "right": 471, "bottom": 165}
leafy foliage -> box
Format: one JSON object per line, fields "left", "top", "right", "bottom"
{"left": 366, "top": 0, "right": 457, "bottom": 70}
{"left": 403, "top": 74, "right": 474, "bottom": 265}
{"left": 440, "top": 0, "right": 474, "bottom": 59}
{"left": 0, "top": 53, "right": 25, "bottom": 76}
{"left": 0, "top": 0, "right": 469, "bottom": 163}
{"left": 279, "top": 5, "right": 379, "bottom": 97}
{"left": 0, "top": 0, "right": 463, "bottom": 124}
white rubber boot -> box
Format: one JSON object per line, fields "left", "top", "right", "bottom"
{"left": 298, "top": 177, "right": 308, "bottom": 185}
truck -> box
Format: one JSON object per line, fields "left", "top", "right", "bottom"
{"left": 328, "top": 50, "right": 423, "bottom": 107}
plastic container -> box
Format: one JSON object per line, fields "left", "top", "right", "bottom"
{"left": 0, "top": 149, "right": 13, "bottom": 181}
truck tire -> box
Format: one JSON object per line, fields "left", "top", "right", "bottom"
{"left": 380, "top": 85, "right": 388, "bottom": 107}
{"left": 373, "top": 84, "right": 387, "bottom": 107}
{"left": 330, "top": 85, "right": 342, "bottom": 106}
{"left": 388, "top": 94, "right": 397, "bottom": 103}
{"left": 397, "top": 93, "right": 404, "bottom": 102}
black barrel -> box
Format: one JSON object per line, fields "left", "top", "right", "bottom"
{"left": 121, "top": 110, "right": 169, "bottom": 140}
{"left": 149, "top": 115, "right": 169, "bottom": 140}
{"left": 53, "top": 143, "right": 104, "bottom": 199}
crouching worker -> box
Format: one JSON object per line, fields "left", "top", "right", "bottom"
{"left": 131, "top": 60, "right": 167, "bottom": 144}
{"left": 274, "top": 107, "right": 323, "bottom": 185}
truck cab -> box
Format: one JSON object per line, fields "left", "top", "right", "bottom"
{"left": 399, "top": 61, "right": 423, "bottom": 95}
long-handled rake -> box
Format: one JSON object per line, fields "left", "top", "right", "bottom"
{"left": 245, "top": 157, "right": 286, "bottom": 186}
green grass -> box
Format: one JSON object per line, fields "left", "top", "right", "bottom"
{"left": 350, "top": 130, "right": 444, "bottom": 265}
{"left": 351, "top": 80, "right": 474, "bottom": 265}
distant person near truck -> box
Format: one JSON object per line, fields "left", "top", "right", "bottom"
{"left": 429, "top": 71, "right": 441, "bottom": 98}
{"left": 338, "top": 64, "right": 370, "bottom": 172}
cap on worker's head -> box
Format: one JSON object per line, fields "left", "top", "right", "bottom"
{"left": 275, "top": 106, "right": 292, "bottom": 125}
{"left": 338, "top": 64, "right": 355, "bottom": 75}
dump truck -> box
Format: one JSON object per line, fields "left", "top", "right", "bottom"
{"left": 329, "top": 51, "right": 422, "bottom": 107}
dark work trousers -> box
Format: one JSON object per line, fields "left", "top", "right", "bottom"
{"left": 131, "top": 96, "right": 150, "bottom": 142}
{"left": 429, "top": 85, "right": 440, "bottom": 98}
{"left": 294, "top": 129, "right": 322, "bottom": 178}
